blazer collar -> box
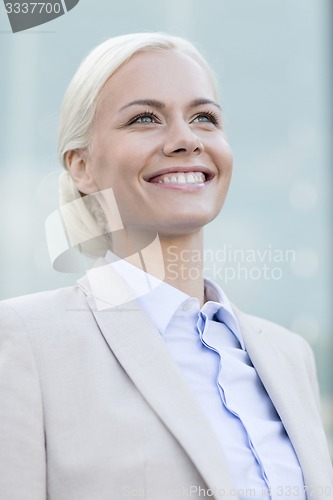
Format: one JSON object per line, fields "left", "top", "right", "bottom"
{"left": 78, "top": 273, "right": 235, "bottom": 498}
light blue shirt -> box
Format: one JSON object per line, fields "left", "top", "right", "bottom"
{"left": 104, "top": 254, "right": 305, "bottom": 499}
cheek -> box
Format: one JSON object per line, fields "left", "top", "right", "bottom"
{"left": 206, "top": 134, "right": 233, "bottom": 166}
{"left": 225, "top": 155, "right": 233, "bottom": 179}
{"left": 222, "top": 140, "right": 233, "bottom": 170}
{"left": 88, "top": 149, "right": 124, "bottom": 190}
{"left": 220, "top": 137, "right": 233, "bottom": 161}
{"left": 214, "top": 145, "right": 233, "bottom": 179}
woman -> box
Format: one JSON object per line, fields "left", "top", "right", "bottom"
{"left": 0, "top": 32, "right": 332, "bottom": 500}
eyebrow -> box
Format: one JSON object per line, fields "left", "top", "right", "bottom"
{"left": 190, "top": 98, "right": 222, "bottom": 110}
{"left": 119, "top": 98, "right": 221, "bottom": 112}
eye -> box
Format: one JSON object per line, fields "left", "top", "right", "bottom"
{"left": 128, "top": 111, "right": 160, "bottom": 125}
{"left": 192, "top": 111, "right": 220, "bottom": 126}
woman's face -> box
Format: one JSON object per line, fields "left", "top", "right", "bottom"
{"left": 76, "top": 49, "right": 233, "bottom": 236}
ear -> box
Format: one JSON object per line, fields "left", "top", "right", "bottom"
{"left": 65, "top": 150, "right": 98, "bottom": 194}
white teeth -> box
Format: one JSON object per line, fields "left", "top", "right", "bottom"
{"left": 177, "top": 173, "right": 186, "bottom": 184}
{"left": 159, "top": 172, "right": 206, "bottom": 184}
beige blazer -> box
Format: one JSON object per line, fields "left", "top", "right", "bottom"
{"left": 0, "top": 276, "right": 332, "bottom": 500}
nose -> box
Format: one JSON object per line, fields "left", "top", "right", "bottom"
{"left": 162, "top": 120, "right": 204, "bottom": 157}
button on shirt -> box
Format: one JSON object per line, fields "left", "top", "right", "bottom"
{"left": 137, "top": 278, "right": 305, "bottom": 500}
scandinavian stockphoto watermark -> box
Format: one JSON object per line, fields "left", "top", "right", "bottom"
{"left": 166, "top": 244, "right": 296, "bottom": 284}
{"left": 3, "top": 0, "right": 80, "bottom": 32}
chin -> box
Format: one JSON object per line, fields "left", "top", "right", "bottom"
{"left": 151, "top": 211, "right": 219, "bottom": 236}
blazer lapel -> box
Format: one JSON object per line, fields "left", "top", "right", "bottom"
{"left": 233, "top": 306, "right": 332, "bottom": 490}
{"left": 77, "top": 274, "right": 235, "bottom": 498}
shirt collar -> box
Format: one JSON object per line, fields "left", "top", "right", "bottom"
{"left": 104, "top": 251, "right": 244, "bottom": 349}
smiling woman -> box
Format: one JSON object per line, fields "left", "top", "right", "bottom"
{"left": 66, "top": 49, "right": 232, "bottom": 246}
{"left": 0, "top": 32, "right": 332, "bottom": 500}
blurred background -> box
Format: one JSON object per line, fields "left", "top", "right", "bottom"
{"left": 0, "top": 0, "right": 332, "bottom": 453}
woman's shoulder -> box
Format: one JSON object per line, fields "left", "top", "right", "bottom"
{"left": 232, "top": 303, "right": 313, "bottom": 356}
{"left": 0, "top": 284, "right": 85, "bottom": 312}
{"left": 0, "top": 284, "right": 90, "bottom": 335}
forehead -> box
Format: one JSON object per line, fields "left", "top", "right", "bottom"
{"left": 97, "top": 49, "right": 217, "bottom": 108}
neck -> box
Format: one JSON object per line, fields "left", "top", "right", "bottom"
{"left": 159, "top": 231, "right": 205, "bottom": 305}
{"left": 110, "top": 227, "right": 205, "bottom": 306}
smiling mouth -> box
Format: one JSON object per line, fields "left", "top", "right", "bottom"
{"left": 149, "top": 171, "right": 208, "bottom": 185}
